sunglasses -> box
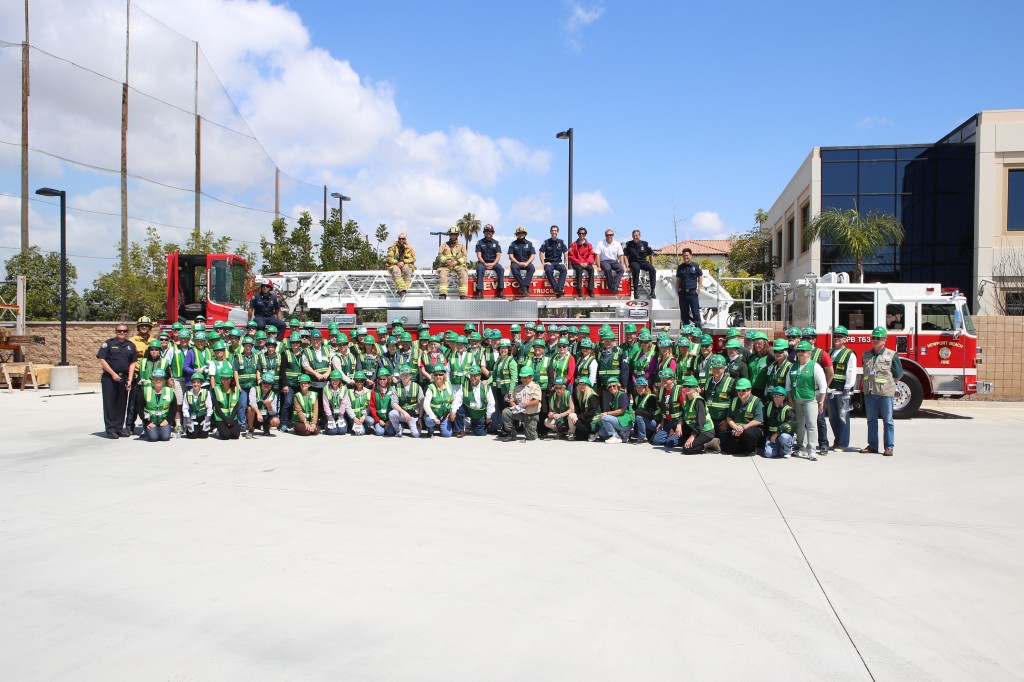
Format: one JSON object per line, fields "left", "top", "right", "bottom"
{"left": 115, "top": 329, "right": 128, "bottom": 333}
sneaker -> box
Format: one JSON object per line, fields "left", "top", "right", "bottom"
{"left": 804, "top": 450, "right": 818, "bottom": 461}
{"left": 818, "top": 446, "right": 829, "bottom": 456}
{"left": 588, "top": 434, "right": 599, "bottom": 442}
{"left": 883, "top": 448, "right": 894, "bottom": 456}
{"left": 832, "top": 445, "right": 844, "bottom": 452}
{"left": 474, "top": 293, "right": 483, "bottom": 299}
{"left": 782, "top": 452, "right": 792, "bottom": 458}
{"left": 705, "top": 438, "right": 721, "bottom": 453}
{"left": 439, "top": 294, "right": 447, "bottom": 300}
{"left": 606, "top": 435, "right": 622, "bottom": 444}
{"left": 859, "top": 446, "right": 878, "bottom": 453}
{"left": 244, "top": 431, "right": 253, "bottom": 439}
{"left": 106, "top": 431, "right": 119, "bottom": 440}
{"left": 117, "top": 428, "right": 132, "bottom": 438}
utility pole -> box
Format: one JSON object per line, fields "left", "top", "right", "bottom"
{"left": 120, "top": 0, "right": 130, "bottom": 262}
{"left": 20, "top": 0, "right": 29, "bottom": 253}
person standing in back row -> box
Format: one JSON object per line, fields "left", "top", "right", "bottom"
{"left": 97, "top": 323, "right": 138, "bottom": 439}
{"left": 675, "top": 248, "right": 703, "bottom": 329}
{"left": 860, "top": 326, "right": 903, "bottom": 457}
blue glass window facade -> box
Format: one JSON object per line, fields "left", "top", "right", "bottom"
{"left": 1009, "top": 169, "right": 1024, "bottom": 231}
{"left": 819, "top": 123, "right": 977, "bottom": 301}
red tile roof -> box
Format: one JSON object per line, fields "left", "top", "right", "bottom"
{"left": 655, "top": 239, "right": 735, "bottom": 256}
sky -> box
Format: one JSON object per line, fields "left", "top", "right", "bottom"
{"left": 1, "top": 0, "right": 1023, "bottom": 292}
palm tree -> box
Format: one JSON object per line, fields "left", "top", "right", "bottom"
{"left": 803, "top": 208, "right": 905, "bottom": 283}
{"left": 456, "top": 212, "right": 482, "bottom": 251}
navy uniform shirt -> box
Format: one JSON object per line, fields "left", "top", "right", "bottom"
{"left": 675, "top": 261, "right": 703, "bottom": 291}
{"left": 249, "top": 291, "right": 280, "bottom": 317}
{"left": 475, "top": 237, "right": 502, "bottom": 264}
{"left": 539, "top": 238, "right": 567, "bottom": 264}
{"left": 97, "top": 337, "right": 138, "bottom": 374}
{"left": 508, "top": 238, "right": 536, "bottom": 264}
{"left": 623, "top": 239, "right": 654, "bottom": 263}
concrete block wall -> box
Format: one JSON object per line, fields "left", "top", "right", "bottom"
{"left": 19, "top": 322, "right": 121, "bottom": 377}
{"left": 974, "top": 316, "right": 1024, "bottom": 400}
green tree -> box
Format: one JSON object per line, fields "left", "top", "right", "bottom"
{"left": 261, "top": 217, "right": 296, "bottom": 272}
{"left": 291, "top": 211, "right": 317, "bottom": 271}
{"left": 375, "top": 223, "right": 390, "bottom": 259}
{"left": 1, "top": 246, "right": 83, "bottom": 321}
{"left": 802, "top": 208, "right": 905, "bottom": 283}
{"left": 457, "top": 212, "right": 481, "bottom": 251}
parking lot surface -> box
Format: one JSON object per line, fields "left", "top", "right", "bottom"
{"left": 1, "top": 388, "right": 1022, "bottom": 681}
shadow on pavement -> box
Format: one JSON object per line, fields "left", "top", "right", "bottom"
{"left": 913, "top": 408, "right": 973, "bottom": 420}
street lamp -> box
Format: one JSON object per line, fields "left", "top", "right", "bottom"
{"left": 330, "top": 192, "right": 351, "bottom": 227}
{"left": 35, "top": 187, "right": 68, "bottom": 366}
{"left": 556, "top": 128, "right": 573, "bottom": 235}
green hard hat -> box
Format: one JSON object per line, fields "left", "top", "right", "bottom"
{"left": 834, "top": 325, "right": 849, "bottom": 337}
{"left": 310, "top": 330, "right": 322, "bottom": 339}
{"left": 773, "top": 339, "right": 790, "bottom": 352}
{"left": 606, "top": 377, "right": 621, "bottom": 386}
{"left": 871, "top": 326, "right": 888, "bottom": 338}
{"left": 246, "top": 319, "right": 258, "bottom": 327}
{"left": 658, "top": 369, "right": 674, "bottom": 379}
{"left": 297, "top": 373, "right": 311, "bottom": 383}
{"left": 266, "top": 337, "right": 278, "bottom": 346}
{"left": 624, "top": 323, "right": 638, "bottom": 333}
{"left": 535, "top": 324, "right": 546, "bottom": 333}
{"left": 193, "top": 323, "right": 206, "bottom": 331}
{"left": 577, "top": 376, "right": 592, "bottom": 386}
{"left": 553, "top": 377, "right": 566, "bottom": 386}
{"left": 658, "top": 338, "right": 673, "bottom": 348}
{"left": 787, "top": 326, "right": 802, "bottom": 337}
{"left": 456, "top": 335, "right": 468, "bottom": 344}
{"left": 771, "top": 386, "right": 788, "bottom": 397}
{"left": 399, "top": 364, "right": 413, "bottom": 374}
{"left": 569, "top": 325, "right": 579, "bottom": 334}
{"left": 147, "top": 340, "right": 161, "bottom": 349}
{"left": 681, "top": 325, "right": 693, "bottom": 336}
{"left": 386, "top": 336, "right": 397, "bottom": 345}
{"left": 225, "top": 322, "right": 236, "bottom": 329}
{"left": 754, "top": 331, "right": 769, "bottom": 341}
{"left": 213, "top": 321, "right": 224, "bottom": 329}
{"left": 743, "top": 329, "right": 755, "bottom": 340}
{"left": 418, "top": 330, "right": 430, "bottom": 340}
{"left": 578, "top": 325, "right": 590, "bottom": 334}
{"left": 171, "top": 322, "right": 184, "bottom": 331}
{"left": 725, "top": 338, "right": 742, "bottom": 349}
{"left": 417, "top": 323, "right": 430, "bottom": 331}
{"left": 377, "top": 325, "right": 388, "bottom": 334}
{"left": 726, "top": 328, "right": 741, "bottom": 338}
{"left": 580, "top": 338, "right": 594, "bottom": 349}
{"left": 150, "top": 368, "right": 166, "bottom": 379}
{"left": 288, "top": 335, "right": 302, "bottom": 344}
{"left": 242, "top": 336, "right": 254, "bottom": 345}
{"left": 254, "top": 330, "right": 267, "bottom": 340}
{"left": 736, "top": 378, "right": 752, "bottom": 390}
{"left": 430, "top": 334, "right": 442, "bottom": 343}
{"left": 353, "top": 371, "right": 366, "bottom": 380}
{"left": 638, "top": 330, "right": 652, "bottom": 341}
{"left": 498, "top": 339, "right": 511, "bottom": 348}
{"left": 680, "top": 376, "right": 699, "bottom": 387}
{"left": 216, "top": 366, "right": 234, "bottom": 379}
{"left": 212, "top": 340, "right": 227, "bottom": 351}
{"left": 468, "top": 331, "right": 482, "bottom": 341}
{"left": 510, "top": 324, "right": 521, "bottom": 332}
{"left": 797, "top": 341, "right": 813, "bottom": 351}
{"left": 362, "top": 335, "right": 375, "bottom": 344}
{"left": 191, "top": 371, "right": 206, "bottom": 382}
{"left": 532, "top": 339, "right": 547, "bottom": 349}
{"left": 675, "top": 337, "right": 690, "bottom": 347}
{"left": 298, "top": 330, "right": 310, "bottom": 338}
{"left": 519, "top": 365, "right": 535, "bottom": 377}
{"left": 377, "top": 367, "right": 392, "bottom": 377}
{"left": 690, "top": 327, "right": 703, "bottom": 338}
{"left": 710, "top": 355, "right": 727, "bottom": 368}
{"left": 634, "top": 377, "right": 648, "bottom": 387}
{"left": 261, "top": 372, "right": 276, "bottom": 384}
{"left": 599, "top": 329, "right": 615, "bottom": 340}
{"left": 803, "top": 326, "right": 817, "bottom": 337}
{"left": 328, "top": 369, "right": 343, "bottom": 380}
{"left": 289, "top": 318, "right": 300, "bottom": 328}
{"left": 400, "top": 331, "right": 413, "bottom": 342}
{"left": 701, "top": 334, "right": 713, "bottom": 346}
{"left": 557, "top": 336, "right": 569, "bottom": 345}
{"left": 468, "top": 365, "right": 482, "bottom": 375}
{"left": 266, "top": 325, "right": 278, "bottom": 334}
{"left": 525, "top": 322, "right": 536, "bottom": 331}
{"left": 431, "top": 365, "right": 446, "bottom": 375}
{"left": 177, "top": 330, "right": 191, "bottom": 340}
{"left": 230, "top": 328, "right": 243, "bottom": 338}
{"left": 207, "top": 332, "right": 221, "bottom": 342}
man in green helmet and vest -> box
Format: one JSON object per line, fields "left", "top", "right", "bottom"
{"left": 137, "top": 368, "right": 177, "bottom": 442}
{"left": 703, "top": 355, "right": 736, "bottom": 443}
{"left": 502, "top": 365, "right": 543, "bottom": 442}
{"left": 723, "top": 378, "right": 763, "bottom": 456}
{"left": 651, "top": 369, "right": 685, "bottom": 448}
{"left": 860, "top": 326, "right": 903, "bottom": 456}
{"left": 457, "top": 365, "right": 495, "bottom": 437}
{"left": 763, "top": 386, "right": 796, "bottom": 458}
{"left": 826, "top": 325, "right": 858, "bottom": 451}
{"left": 389, "top": 364, "right": 423, "bottom": 438}
{"left": 679, "top": 375, "right": 719, "bottom": 454}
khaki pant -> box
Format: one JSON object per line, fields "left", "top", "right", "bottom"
{"left": 438, "top": 266, "right": 469, "bottom": 295}
{"left": 502, "top": 409, "right": 539, "bottom": 440}
{"left": 545, "top": 412, "right": 577, "bottom": 437}
{"left": 389, "top": 264, "right": 414, "bottom": 292}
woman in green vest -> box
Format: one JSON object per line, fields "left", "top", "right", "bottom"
{"left": 182, "top": 371, "right": 212, "bottom": 439}
{"left": 139, "top": 340, "right": 170, "bottom": 388}
{"left": 422, "top": 365, "right": 457, "bottom": 438}
{"left": 763, "top": 386, "right": 796, "bottom": 458}
{"left": 246, "top": 371, "right": 281, "bottom": 438}
{"left": 490, "top": 340, "right": 518, "bottom": 435}
{"left": 211, "top": 365, "right": 242, "bottom": 440}
{"left": 389, "top": 364, "right": 423, "bottom": 438}
{"left": 321, "top": 370, "right": 350, "bottom": 435}
{"left": 345, "top": 370, "right": 374, "bottom": 435}
{"left": 786, "top": 341, "right": 826, "bottom": 461}
{"left": 679, "top": 376, "right": 717, "bottom": 454}
{"left": 291, "top": 373, "right": 320, "bottom": 436}
{"left": 593, "top": 377, "right": 633, "bottom": 444}
{"left": 458, "top": 365, "right": 495, "bottom": 436}
{"left": 137, "top": 369, "right": 177, "bottom": 442}
{"left": 631, "top": 376, "right": 660, "bottom": 442}
{"left": 234, "top": 336, "right": 260, "bottom": 428}
{"left": 368, "top": 368, "right": 397, "bottom": 436}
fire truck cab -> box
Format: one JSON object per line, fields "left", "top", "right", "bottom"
{"left": 787, "top": 272, "right": 983, "bottom": 417}
{"left": 165, "top": 252, "right": 251, "bottom": 327}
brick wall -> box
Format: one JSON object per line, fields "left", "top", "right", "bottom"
{"left": 974, "top": 316, "right": 1024, "bottom": 400}
{"left": 17, "top": 322, "right": 125, "bottom": 376}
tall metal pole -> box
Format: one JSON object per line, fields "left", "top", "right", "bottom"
{"left": 58, "top": 190, "right": 67, "bottom": 366}
{"left": 121, "top": 0, "right": 130, "bottom": 261}
{"left": 193, "top": 41, "right": 201, "bottom": 243}
{"left": 556, "top": 128, "right": 573, "bottom": 235}
{"left": 20, "top": 0, "right": 29, "bottom": 253}
{"left": 323, "top": 185, "right": 328, "bottom": 225}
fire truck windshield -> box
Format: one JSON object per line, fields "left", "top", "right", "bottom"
{"left": 960, "top": 304, "right": 976, "bottom": 334}
{"left": 209, "top": 258, "right": 248, "bottom": 307}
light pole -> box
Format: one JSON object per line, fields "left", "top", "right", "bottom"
{"left": 556, "top": 128, "right": 573, "bottom": 235}
{"left": 330, "top": 192, "right": 351, "bottom": 227}
{"left": 35, "top": 187, "right": 68, "bottom": 366}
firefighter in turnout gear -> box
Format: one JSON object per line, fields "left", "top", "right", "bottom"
{"left": 437, "top": 226, "right": 469, "bottom": 299}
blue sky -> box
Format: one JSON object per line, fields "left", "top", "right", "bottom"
{"left": 1, "top": 0, "right": 1022, "bottom": 291}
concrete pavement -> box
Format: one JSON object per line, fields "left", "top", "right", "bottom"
{"left": 0, "top": 389, "right": 1022, "bottom": 681}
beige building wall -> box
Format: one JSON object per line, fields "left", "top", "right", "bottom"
{"left": 974, "top": 110, "right": 1024, "bottom": 315}
{"left": 766, "top": 149, "right": 819, "bottom": 317}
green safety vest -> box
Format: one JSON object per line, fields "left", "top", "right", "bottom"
{"left": 396, "top": 382, "right": 422, "bottom": 412}
{"left": 748, "top": 354, "right": 770, "bottom": 390}
{"left": 657, "top": 354, "right": 675, "bottom": 377}
{"left": 212, "top": 384, "right": 240, "bottom": 421}
{"left": 597, "top": 347, "right": 622, "bottom": 387}
{"left": 729, "top": 395, "right": 763, "bottom": 425}
{"left": 139, "top": 357, "right": 169, "bottom": 385}
{"left": 254, "top": 387, "right": 275, "bottom": 415}
{"left": 304, "top": 346, "right": 331, "bottom": 378}
{"left": 347, "top": 388, "right": 370, "bottom": 418}
{"left": 765, "top": 402, "right": 795, "bottom": 435}
{"left": 323, "top": 387, "right": 345, "bottom": 415}
{"left": 293, "top": 391, "right": 317, "bottom": 423}
{"left": 209, "top": 358, "right": 233, "bottom": 383}
{"left": 682, "top": 395, "right": 714, "bottom": 433}
{"left": 694, "top": 353, "right": 713, "bottom": 382}
{"left": 449, "top": 352, "right": 474, "bottom": 386}
{"left": 529, "top": 355, "right": 550, "bottom": 390}
{"left": 335, "top": 352, "right": 357, "bottom": 378}
{"left": 609, "top": 391, "right": 635, "bottom": 427}
{"left": 766, "top": 359, "right": 792, "bottom": 389}
{"left": 169, "top": 348, "right": 185, "bottom": 379}
{"left": 429, "top": 384, "right": 453, "bottom": 416}
{"left": 548, "top": 388, "right": 571, "bottom": 419}
{"left": 576, "top": 355, "right": 596, "bottom": 385}
{"left": 257, "top": 354, "right": 281, "bottom": 391}
{"left": 830, "top": 347, "right": 853, "bottom": 389}
{"left": 551, "top": 354, "right": 572, "bottom": 382}
{"left": 634, "top": 392, "right": 660, "bottom": 420}
{"left": 186, "top": 389, "right": 208, "bottom": 419}
{"left": 194, "top": 347, "right": 212, "bottom": 372}
{"left": 675, "top": 354, "right": 695, "bottom": 381}
{"left": 789, "top": 361, "right": 817, "bottom": 402}
{"left": 462, "top": 381, "right": 489, "bottom": 419}
{"left": 235, "top": 353, "right": 258, "bottom": 390}
{"left": 142, "top": 385, "right": 174, "bottom": 422}
{"left": 493, "top": 356, "right": 518, "bottom": 391}
{"left": 632, "top": 347, "right": 656, "bottom": 377}
{"left": 373, "top": 388, "right": 393, "bottom": 416}
{"left": 657, "top": 384, "right": 684, "bottom": 422}
{"left": 704, "top": 375, "right": 735, "bottom": 420}
{"left": 575, "top": 384, "right": 598, "bottom": 414}
{"left": 282, "top": 350, "right": 304, "bottom": 387}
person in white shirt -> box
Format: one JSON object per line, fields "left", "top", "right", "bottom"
{"left": 785, "top": 341, "right": 828, "bottom": 461}
{"left": 455, "top": 366, "right": 495, "bottom": 437}
{"left": 595, "top": 229, "right": 626, "bottom": 293}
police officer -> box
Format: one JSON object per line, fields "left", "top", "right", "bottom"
{"left": 474, "top": 224, "right": 506, "bottom": 299}
{"left": 248, "top": 280, "right": 286, "bottom": 338}
{"left": 97, "top": 323, "right": 138, "bottom": 438}
{"left": 675, "top": 247, "right": 703, "bottom": 328}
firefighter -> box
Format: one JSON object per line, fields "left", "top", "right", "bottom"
{"left": 474, "top": 224, "right": 506, "bottom": 298}
{"left": 826, "top": 325, "right": 858, "bottom": 451}
{"left": 437, "top": 226, "right": 469, "bottom": 299}
{"left": 385, "top": 233, "right": 416, "bottom": 297}
{"left": 860, "top": 326, "right": 903, "bottom": 456}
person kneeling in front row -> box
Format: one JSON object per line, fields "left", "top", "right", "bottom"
{"left": 137, "top": 369, "right": 177, "bottom": 442}
{"left": 291, "top": 374, "right": 320, "bottom": 436}
{"left": 182, "top": 371, "right": 212, "bottom": 439}
{"left": 763, "top": 386, "right": 795, "bottom": 458}
{"left": 246, "top": 371, "right": 281, "bottom": 438}
{"left": 678, "top": 376, "right": 718, "bottom": 454}
{"left": 211, "top": 366, "right": 243, "bottom": 440}
{"left": 502, "top": 366, "right": 542, "bottom": 442}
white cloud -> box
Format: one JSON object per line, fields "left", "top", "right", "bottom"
{"left": 564, "top": 2, "right": 605, "bottom": 51}
{"left": 855, "top": 115, "right": 893, "bottom": 132}
{"left": 688, "top": 211, "right": 728, "bottom": 237}
{"left": 509, "top": 193, "right": 555, "bottom": 224}
{"left": 574, "top": 189, "right": 611, "bottom": 216}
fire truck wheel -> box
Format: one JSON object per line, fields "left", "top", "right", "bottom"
{"left": 893, "top": 372, "right": 923, "bottom": 419}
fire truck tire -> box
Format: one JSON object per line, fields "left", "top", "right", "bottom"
{"left": 893, "top": 372, "right": 923, "bottom": 419}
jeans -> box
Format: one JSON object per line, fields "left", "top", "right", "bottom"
{"left": 600, "top": 260, "right": 624, "bottom": 293}
{"left": 510, "top": 263, "right": 535, "bottom": 292}
{"left": 254, "top": 316, "right": 287, "bottom": 340}
{"left": 598, "top": 414, "right": 627, "bottom": 440}
{"left": 763, "top": 433, "right": 794, "bottom": 458}
{"left": 543, "top": 263, "right": 567, "bottom": 293}
{"left": 634, "top": 415, "right": 657, "bottom": 441}
{"left": 651, "top": 424, "right": 679, "bottom": 447}
{"left": 424, "top": 414, "right": 453, "bottom": 437}
{"left": 323, "top": 419, "right": 348, "bottom": 435}
{"left": 571, "top": 263, "right": 595, "bottom": 295}
{"left": 389, "top": 408, "right": 420, "bottom": 437}
{"left": 864, "top": 393, "right": 895, "bottom": 450}
{"left": 679, "top": 290, "right": 701, "bottom": 328}
{"left": 280, "top": 388, "right": 295, "bottom": 426}
{"left": 825, "top": 391, "right": 851, "bottom": 448}
{"left": 456, "top": 406, "right": 489, "bottom": 436}
{"left": 237, "top": 388, "right": 250, "bottom": 424}
{"left": 371, "top": 420, "right": 396, "bottom": 436}
{"left": 629, "top": 261, "right": 657, "bottom": 296}
{"left": 475, "top": 263, "right": 505, "bottom": 294}
{"left": 144, "top": 424, "right": 172, "bottom": 442}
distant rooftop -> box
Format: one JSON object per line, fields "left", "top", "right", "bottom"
{"left": 655, "top": 239, "right": 735, "bottom": 256}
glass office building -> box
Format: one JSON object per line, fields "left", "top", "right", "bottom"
{"left": 818, "top": 116, "right": 978, "bottom": 301}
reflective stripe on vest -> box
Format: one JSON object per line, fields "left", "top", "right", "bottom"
{"left": 705, "top": 376, "right": 734, "bottom": 417}
{"left": 830, "top": 347, "right": 852, "bottom": 389}
{"left": 187, "top": 389, "right": 208, "bottom": 418}
{"left": 658, "top": 384, "right": 684, "bottom": 421}
{"left": 683, "top": 395, "right": 713, "bottom": 433}
{"left": 143, "top": 385, "right": 173, "bottom": 422}
{"left": 293, "top": 391, "right": 316, "bottom": 422}
{"left": 790, "top": 362, "right": 817, "bottom": 401}
{"left": 212, "top": 385, "right": 240, "bottom": 420}
{"left": 729, "top": 395, "right": 762, "bottom": 425}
